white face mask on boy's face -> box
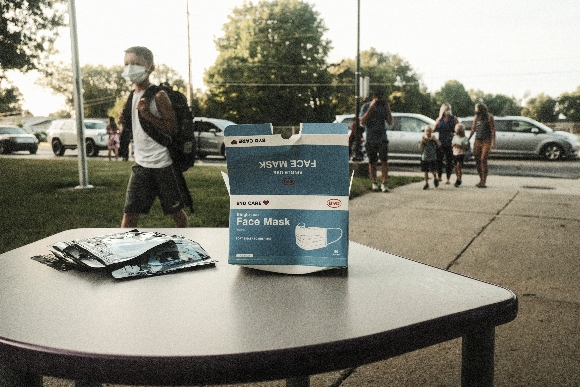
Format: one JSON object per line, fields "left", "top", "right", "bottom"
{"left": 122, "top": 64, "right": 149, "bottom": 84}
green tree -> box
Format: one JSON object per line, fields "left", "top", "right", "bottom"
{"left": 558, "top": 86, "right": 580, "bottom": 121}
{"left": 38, "top": 62, "right": 187, "bottom": 118}
{"left": 38, "top": 63, "right": 127, "bottom": 118}
{"left": 0, "top": 82, "right": 23, "bottom": 117}
{"left": 522, "top": 93, "right": 558, "bottom": 122}
{"left": 329, "top": 48, "right": 431, "bottom": 116}
{"left": 1, "top": 0, "right": 66, "bottom": 113}
{"left": 469, "top": 90, "right": 521, "bottom": 116}
{"left": 204, "top": 0, "right": 334, "bottom": 125}
{"left": 433, "top": 80, "right": 473, "bottom": 117}
{"left": 0, "top": 0, "right": 66, "bottom": 75}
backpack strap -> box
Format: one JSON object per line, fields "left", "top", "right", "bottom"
{"left": 138, "top": 85, "right": 174, "bottom": 148}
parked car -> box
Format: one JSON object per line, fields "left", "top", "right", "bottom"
{"left": 459, "top": 116, "right": 580, "bottom": 161}
{"left": 335, "top": 113, "right": 473, "bottom": 160}
{"left": 0, "top": 125, "right": 39, "bottom": 154}
{"left": 193, "top": 117, "right": 236, "bottom": 158}
{"left": 46, "top": 119, "right": 108, "bottom": 157}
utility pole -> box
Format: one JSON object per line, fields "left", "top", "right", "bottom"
{"left": 352, "top": 0, "right": 363, "bottom": 161}
{"left": 186, "top": 0, "right": 193, "bottom": 107}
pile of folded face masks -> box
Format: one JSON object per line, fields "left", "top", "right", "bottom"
{"left": 33, "top": 229, "right": 215, "bottom": 279}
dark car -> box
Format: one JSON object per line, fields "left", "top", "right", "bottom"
{"left": 0, "top": 125, "right": 39, "bottom": 154}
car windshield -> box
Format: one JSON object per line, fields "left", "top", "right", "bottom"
{"left": 84, "top": 121, "right": 106, "bottom": 130}
{"left": 0, "top": 126, "right": 27, "bottom": 135}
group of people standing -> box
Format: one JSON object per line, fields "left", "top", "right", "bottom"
{"left": 358, "top": 89, "right": 496, "bottom": 192}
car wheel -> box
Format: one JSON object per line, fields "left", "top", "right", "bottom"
{"left": 86, "top": 139, "right": 98, "bottom": 157}
{"left": 542, "top": 143, "right": 564, "bottom": 161}
{"left": 30, "top": 147, "right": 38, "bottom": 155}
{"left": 52, "top": 139, "right": 65, "bottom": 156}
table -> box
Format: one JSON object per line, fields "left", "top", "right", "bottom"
{"left": 0, "top": 228, "right": 517, "bottom": 386}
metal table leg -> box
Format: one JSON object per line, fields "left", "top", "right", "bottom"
{"left": 462, "top": 326, "right": 495, "bottom": 387}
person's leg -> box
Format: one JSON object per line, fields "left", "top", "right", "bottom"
{"left": 480, "top": 141, "right": 492, "bottom": 187}
{"left": 121, "top": 213, "right": 139, "bottom": 228}
{"left": 171, "top": 209, "right": 189, "bottom": 228}
{"left": 473, "top": 140, "right": 483, "bottom": 185}
{"left": 122, "top": 165, "right": 155, "bottom": 227}
{"left": 445, "top": 147, "right": 453, "bottom": 183}
{"left": 369, "top": 162, "right": 378, "bottom": 184}
{"left": 380, "top": 161, "right": 388, "bottom": 184}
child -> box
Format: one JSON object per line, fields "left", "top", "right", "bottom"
{"left": 119, "top": 46, "right": 188, "bottom": 228}
{"left": 452, "top": 123, "right": 470, "bottom": 187}
{"left": 419, "top": 125, "right": 441, "bottom": 190}
{"left": 106, "top": 116, "right": 120, "bottom": 161}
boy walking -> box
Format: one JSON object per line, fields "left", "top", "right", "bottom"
{"left": 119, "top": 46, "right": 188, "bottom": 228}
{"left": 419, "top": 125, "right": 441, "bottom": 190}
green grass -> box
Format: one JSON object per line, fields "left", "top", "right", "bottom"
{"left": 0, "top": 158, "right": 421, "bottom": 254}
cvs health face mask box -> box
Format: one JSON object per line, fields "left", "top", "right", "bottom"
{"left": 224, "top": 123, "right": 349, "bottom": 274}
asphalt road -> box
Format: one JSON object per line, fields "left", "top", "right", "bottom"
{"left": 3, "top": 143, "right": 580, "bottom": 179}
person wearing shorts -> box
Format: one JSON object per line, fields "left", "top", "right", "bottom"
{"left": 468, "top": 103, "right": 496, "bottom": 188}
{"left": 359, "top": 89, "right": 393, "bottom": 192}
{"left": 119, "top": 46, "right": 188, "bottom": 228}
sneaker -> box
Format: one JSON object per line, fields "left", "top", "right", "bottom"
{"left": 434, "top": 179, "right": 439, "bottom": 188}
{"left": 423, "top": 183, "right": 429, "bottom": 190}
{"left": 372, "top": 183, "right": 380, "bottom": 191}
{"left": 381, "top": 183, "right": 390, "bottom": 193}
{"left": 454, "top": 180, "right": 462, "bottom": 187}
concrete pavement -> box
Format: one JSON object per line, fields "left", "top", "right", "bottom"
{"left": 44, "top": 173, "right": 580, "bottom": 387}
{"left": 344, "top": 172, "right": 580, "bottom": 386}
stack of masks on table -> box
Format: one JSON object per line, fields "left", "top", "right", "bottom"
{"left": 35, "top": 229, "right": 215, "bottom": 279}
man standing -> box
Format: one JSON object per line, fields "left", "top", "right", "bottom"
{"left": 359, "top": 89, "right": 393, "bottom": 192}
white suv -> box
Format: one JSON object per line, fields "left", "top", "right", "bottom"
{"left": 47, "top": 119, "right": 108, "bottom": 157}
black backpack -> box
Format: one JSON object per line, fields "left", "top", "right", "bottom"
{"left": 121, "top": 83, "right": 196, "bottom": 173}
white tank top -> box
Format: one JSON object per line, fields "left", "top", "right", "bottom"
{"left": 131, "top": 88, "right": 173, "bottom": 168}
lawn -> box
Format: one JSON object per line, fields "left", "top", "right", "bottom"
{"left": 0, "top": 158, "right": 421, "bottom": 254}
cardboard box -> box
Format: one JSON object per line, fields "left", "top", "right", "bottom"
{"left": 224, "top": 123, "right": 349, "bottom": 274}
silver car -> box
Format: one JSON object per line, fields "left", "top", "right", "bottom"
{"left": 336, "top": 113, "right": 466, "bottom": 159}
{"left": 193, "top": 117, "right": 236, "bottom": 159}
{"left": 460, "top": 116, "right": 579, "bottom": 161}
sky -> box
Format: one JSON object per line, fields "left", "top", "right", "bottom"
{"left": 7, "top": 0, "right": 580, "bottom": 116}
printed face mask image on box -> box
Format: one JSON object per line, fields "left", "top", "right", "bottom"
{"left": 224, "top": 123, "right": 349, "bottom": 274}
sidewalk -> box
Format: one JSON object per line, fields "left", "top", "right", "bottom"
{"left": 44, "top": 174, "right": 580, "bottom": 387}
{"left": 344, "top": 173, "right": 580, "bottom": 386}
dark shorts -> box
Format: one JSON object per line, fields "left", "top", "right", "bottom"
{"left": 124, "top": 164, "right": 184, "bottom": 215}
{"left": 454, "top": 154, "right": 465, "bottom": 166}
{"left": 420, "top": 160, "right": 437, "bottom": 172}
{"left": 365, "top": 141, "right": 389, "bottom": 164}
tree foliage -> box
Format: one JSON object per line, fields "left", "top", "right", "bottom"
{"left": 558, "top": 86, "right": 580, "bottom": 121}
{"left": 204, "top": 0, "right": 333, "bottom": 125}
{"left": 468, "top": 90, "right": 521, "bottom": 116}
{"left": 38, "top": 63, "right": 127, "bottom": 118}
{"left": 0, "top": 0, "right": 66, "bottom": 76}
{"left": 522, "top": 93, "right": 558, "bottom": 122}
{"left": 39, "top": 62, "right": 187, "bottom": 118}
{"left": 0, "top": 83, "right": 24, "bottom": 117}
{"left": 433, "top": 80, "right": 473, "bottom": 117}
{"left": 329, "top": 48, "right": 432, "bottom": 116}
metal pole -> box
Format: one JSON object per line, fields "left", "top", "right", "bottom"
{"left": 352, "top": 0, "right": 363, "bottom": 161}
{"left": 186, "top": 0, "right": 193, "bottom": 107}
{"left": 68, "top": 0, "right": 92, "bottom": 189}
